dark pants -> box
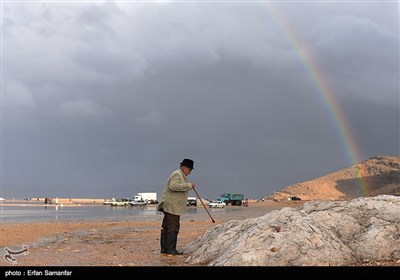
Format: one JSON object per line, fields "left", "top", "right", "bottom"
{"left": 161, "top": 212, "right": 180, "bottom": 233}
{"left": 160, "top": 212, "right": 181, "bottom": 254}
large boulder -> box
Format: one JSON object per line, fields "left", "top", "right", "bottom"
{"left": 184, "top": 195, "right": 400, "bottom": 266}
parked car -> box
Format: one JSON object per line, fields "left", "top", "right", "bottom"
{"left": 209, "top": 200, "right": 226, "bottom": 208}
{"left": 103, "top": 199, "right": 115, "bottom": 205}
{"left": 130, "top": 199, "right": 147, "bottom": 206}
{"left": 187, "top": 197, "right": 197, "bottom": 207}
{"left": 111, "top": 198, "right": 130, "bottom": 206}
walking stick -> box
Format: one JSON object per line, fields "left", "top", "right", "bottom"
{"left": 192, "top": 187, "right": 215, "bottom": 223}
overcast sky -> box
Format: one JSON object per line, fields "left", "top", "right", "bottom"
{"left": 1, "top": 1, "right": 398, "bottom": 200}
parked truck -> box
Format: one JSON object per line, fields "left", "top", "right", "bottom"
{"left": 133, "top": 192, "right": 158, "bottom": 204}
{"left": 217, "top": 193, "right": 244, "bottom": 206}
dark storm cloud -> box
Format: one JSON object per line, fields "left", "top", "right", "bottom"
{"left": 1, "top": 2, "right": 398, "bottom": 200}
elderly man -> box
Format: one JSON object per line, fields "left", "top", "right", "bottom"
{"left": 157, "top": 159, "right": 196, "bottom": 255}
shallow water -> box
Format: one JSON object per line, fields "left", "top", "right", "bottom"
{"left": 0, "top": 202, "right": 278, "bottom": 224}
{"left": 0, "top": 204, "right": 161, "bottom": 223}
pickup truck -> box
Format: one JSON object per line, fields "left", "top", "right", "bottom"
{"left": 130, "top": 199, "right": 147, "bottom": 206}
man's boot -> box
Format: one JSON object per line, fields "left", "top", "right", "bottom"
{"left": 160, "top": 229, "right": 168, "bottom": 254}
{"left": 166, "top": 231, "right": 183, "bottom": 255}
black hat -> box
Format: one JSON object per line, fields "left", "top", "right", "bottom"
{"left": 180, "top": 158, "right": 195, "bottom": 170}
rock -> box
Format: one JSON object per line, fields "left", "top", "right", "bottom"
{"left": 184, "top": 195, "right": 400, "bottom": 266}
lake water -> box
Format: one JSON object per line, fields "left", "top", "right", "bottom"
{"left": 0, "top": 202, "right": 275, "bottom": 224}
{"left": 0, "top": 204, "right": 163, "bottom": 223}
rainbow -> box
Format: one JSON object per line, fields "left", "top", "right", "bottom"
{"left": 265, "top": 3, "right": 369, "bottom": 196}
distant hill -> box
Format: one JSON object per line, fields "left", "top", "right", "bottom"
{"left": 268, "top": 155, "right": 400, "bottom": 201}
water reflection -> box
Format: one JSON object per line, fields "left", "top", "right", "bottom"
{"left": 0, "top": 204, "right": 273, "bottom": 224}
{"left": 186, "top": 207, "right": 197, "bottom": 214}
{"left": 43, "top": 205, "right": 60, "bottom": 220}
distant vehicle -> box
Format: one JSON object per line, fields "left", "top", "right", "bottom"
{"left": 134, "top": 192, "right": 158, "bottom": 204}
{"left": 209, "top": 201, "right": 226, "bottom": 208}
{"left": 111, "top": 198, "right": 130, "bottom": 206}
{"left": 187, "top": 197, "right": 197, "bottom": 207}
{"left": 130, "top": 199, "right": 147, "bottom": 206}
{"left": 218, "top": 193, "right": 244, "bottom": 206}
{"left": 103, "top": 198, "right": 115, "bottom": 205}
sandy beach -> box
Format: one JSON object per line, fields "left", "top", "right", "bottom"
{"left": 0, "top": 200, "right": 298, "bottom": 267}
{"left": 1, "top": 219, "right": 212, "bottom": 267}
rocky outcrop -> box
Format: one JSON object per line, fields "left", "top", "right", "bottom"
{"left": 184, "top": 195, "right": 400, "bottom": 266}
{"left": 268, "top": 156, "right": 400, "bottom": 201}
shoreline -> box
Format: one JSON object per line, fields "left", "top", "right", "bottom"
{"left": 1, "top": 199, "right": 303, "bottom": 226}
{"left": 1, "top": 198, "right": 110, "bottom": 207}
{"left": 1, "top": 198, "right": 302, "bottom": 207}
